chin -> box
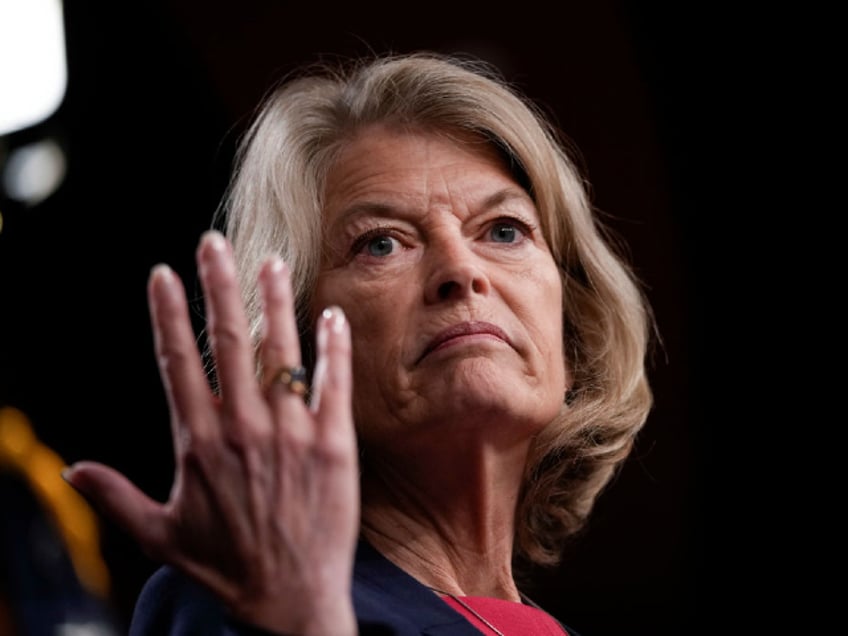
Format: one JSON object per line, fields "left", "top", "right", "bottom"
{"left": 431, "top": 377, "right": 557, "bottom": 429}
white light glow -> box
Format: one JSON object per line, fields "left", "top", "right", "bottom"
{"left": 2, "top": 137, "right": 67, "bottom": 205}
{"left": 0, "top": 0, "right": 67, "bottom": 136}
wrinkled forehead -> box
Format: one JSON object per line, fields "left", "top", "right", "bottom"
{"left": 322, "top": 125, "right": 532, "bottom": 227}
{"left": 326, "top": 122, "right": 528, "bottom": 197}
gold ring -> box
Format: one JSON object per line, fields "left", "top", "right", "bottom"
{"left": 266, "top": 365, "right": 308, "bottom": 396}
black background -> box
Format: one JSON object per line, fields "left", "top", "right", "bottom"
{"left": 0, "top": 1, "right": 724, "bottom": 634}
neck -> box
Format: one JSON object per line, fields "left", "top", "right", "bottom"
{"left": 359, "top": 437, "right": 529, "bottom": 600}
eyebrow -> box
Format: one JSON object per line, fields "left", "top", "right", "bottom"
{"left": 481, "top": 188, "right": 533, "bottom": 210}
{"left": 330, "top": 187, "right": 534, "bottom": 228}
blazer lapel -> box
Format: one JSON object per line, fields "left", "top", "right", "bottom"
{"left": 353, "top": 538, "right": 484, "bottom": 635}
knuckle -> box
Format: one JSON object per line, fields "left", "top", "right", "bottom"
{"left": 209, "top": 322, "right": 242, "bottom": 350}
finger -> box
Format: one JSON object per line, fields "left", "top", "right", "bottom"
{"left": 310, "top": 306, "right": 354, "bottom": 442}
{"left": 196, "top": 231, "right": 260, "bottom": 407}
{"left": 148, "top": 264, "right": 217, "bottom": 444}
{"left": 258, "top": 255, "right": 304, "bottom": 399}
{"left": 63, "top": 461, "right": 169, "bottom": 561}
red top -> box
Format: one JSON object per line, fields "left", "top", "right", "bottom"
{"left": 441, "top": 595, "right": 569, "bottom": 635}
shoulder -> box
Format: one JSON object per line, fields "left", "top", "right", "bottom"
{"left": 129, "top": 566, "right": 281, "bottom": 636}
{"left": 129, "top": 565, "right": 226, "bottom": 636}
{"left": 128, "top": 561, "right": 406, "bottom": 636}
{"left": 127, "top": 544, "right": 485, "bottom": 636}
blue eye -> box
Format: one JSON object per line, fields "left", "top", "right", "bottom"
{"left": 490, "top": 222, "right": 518, "bottom": 243}
{"left": 350, "top": 227, "right": 401, "bottom": 260}
{"left": 366, "top": 235, "right": 395, "bottom": 256}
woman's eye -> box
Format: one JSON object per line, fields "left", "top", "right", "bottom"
{"left": 366, "top": 235, "right": 395, "bottom": 256}
{"left": 352, "top": 230, "right": 398, "bottom": 258}
{"left": 489, "top": 221, "right": 523, "bottom": 243}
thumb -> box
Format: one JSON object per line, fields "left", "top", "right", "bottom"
{"left": 63, "top": 461, "right": 169, "bottom": 559}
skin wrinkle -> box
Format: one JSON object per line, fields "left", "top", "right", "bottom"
{"left": 359, "top": 439, "right": 526, "bottom": 597}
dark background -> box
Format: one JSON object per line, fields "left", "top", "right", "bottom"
{"left": 0, "top": 1, "right": 722, "bottom": 634}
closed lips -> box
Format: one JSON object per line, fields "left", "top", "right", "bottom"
{"left": 417, "top": 321, "right": 510, "bottom": 363}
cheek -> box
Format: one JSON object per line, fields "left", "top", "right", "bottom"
{"left": 348, "top": 314, "right": 393, "bottom": 373}
{"left": 315, "top": 275, "right": 408, "bottom": 373}
{"left": 346, "top": 309, "right": 412, "bottom": 428}
{"left": 526, "top": 267, "right": 567, "bottom": 380}
{"left": 534, "top": 315, "right": 566, "bottom": 386}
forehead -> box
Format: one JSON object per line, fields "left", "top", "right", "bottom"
{"left": 323, "top": 125, "right": 523, "bottom": 219}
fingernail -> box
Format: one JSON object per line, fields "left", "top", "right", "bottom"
{"left": 150, "top": 263, "right": 174, "bottom": 282}
{"left": 268, "top": 256, "right": 285, "bottom": 274}
{"left": 266, "top": 255, "right": 290, "bottom": 282}
{"left": 149, "top": 264, "right": 179, "bottom": 299}
{"left": 322, "top": 306, "right": 346, "bottom": 333}
{"left": 202, "top": 229, "right": 227, "bottom": 251}
{"left": 61, "top": 465, "right": 75, "bottom": 484}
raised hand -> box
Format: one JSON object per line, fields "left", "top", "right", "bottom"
{"left": 64, "top": 230, "right": 359, "bottom": 636}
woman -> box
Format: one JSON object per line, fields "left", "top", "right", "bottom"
{"left": 64, "top": 51, "right": 654, "bottom": 635}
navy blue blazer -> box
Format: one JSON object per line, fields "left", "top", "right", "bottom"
{"left": 129, "top": 538, "right": 580, "bottom": 635}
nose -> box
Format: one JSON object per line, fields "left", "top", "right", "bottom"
{"left": 423, "top": 235, "right": 491, "bottom": 304}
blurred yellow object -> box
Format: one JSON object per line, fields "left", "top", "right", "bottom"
{"left": 0, "top": 405, "right": 110, "bottom": 600}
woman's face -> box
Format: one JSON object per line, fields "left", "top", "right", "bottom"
{"left": 313, "top": 125, "right": 567, "bottom": 452}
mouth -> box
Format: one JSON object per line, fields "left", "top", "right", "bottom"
{"left": 416, "top": 320, "right": 511, "bottom": 364}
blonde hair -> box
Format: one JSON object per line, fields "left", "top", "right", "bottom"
{"left": 214, "top": 51, "right": 655, "bottom": 568}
